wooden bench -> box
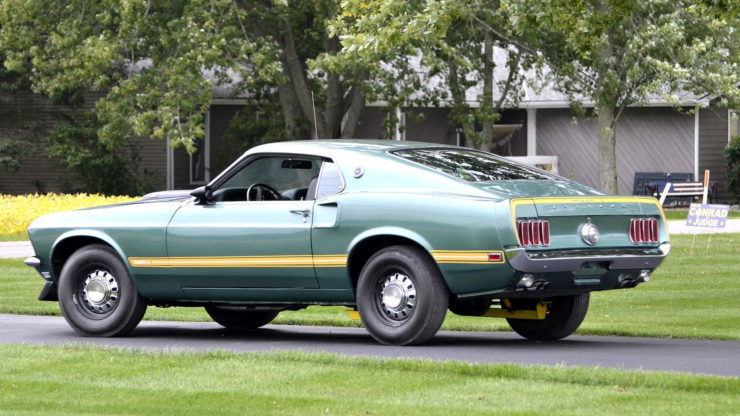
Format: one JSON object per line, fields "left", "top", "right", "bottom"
{"left": 656, "top": 170, "right": 716, "bottom": 206}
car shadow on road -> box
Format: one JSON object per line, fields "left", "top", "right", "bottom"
{"left": 118, "top": 323, "right": 667, "bottom": 352}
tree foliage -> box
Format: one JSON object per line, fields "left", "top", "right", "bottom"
{"left": 337, "top": 0, "right": 739, "bottom": 192}
{"left": 1, "top": 0, "right": 738, "bottom": 195}
{"left": 44, "top": 111, "right": 158, "bottom": 196}
{"left": 502, "top": 0, "right": 739, "bottom": 193}
{"left": 0, "top": 0, "right": 274, "bottom": 152}
{"left": 0, "top": 0, "right": 437, "bottom": 152}
{"left": 726, "top": 135, "right": 740, "bottom": 203}
{"left": 333, "top": 0, "right": 535, "bottom": 149}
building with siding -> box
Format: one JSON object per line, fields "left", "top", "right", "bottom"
{"left": 1, "top": 89, "right": 736, "bottom": 200}
{"left": 0, "top": 91, "right": 166, "bottom": 195}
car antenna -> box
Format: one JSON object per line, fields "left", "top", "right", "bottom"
{"left": 311, "top": 90, "right": 319, "bottom": 140}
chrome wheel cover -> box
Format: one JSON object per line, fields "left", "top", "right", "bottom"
{"left": 379, "top": 273, "right": 416, "bottom": 321}
{"left": 80, "top": 269, "right": 120, "bottom": 314}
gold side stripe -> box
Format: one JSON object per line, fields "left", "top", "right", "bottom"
{"left": 129, "top": 250, "right": 506, "bottom": 268}
{"left": 430, "top": 250, "right": 505, "bottom": 264}
{"left": 129, "top": 255, "right": 347, "bottom": 268}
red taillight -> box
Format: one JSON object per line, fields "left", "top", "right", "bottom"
{"left": 488, "top": 252, "right": 503, "bottom": 262}
{"left": 629, "top": 218, "right": 659, "bottom": 244}
{"left": 519, "top": 221, "right": 530, "bottom": 246}
{"left": 517, "top": 219, "right": 550, "bottom": 247}
{"left": 651, "top": 219, "right": 659, "bottom": 242}
{"left": 540, "top": 221, "right": 550, "bottom": 246}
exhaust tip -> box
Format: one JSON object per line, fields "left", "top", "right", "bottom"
{"left": 517, "top": 274, "right": 534, "bottom": 288}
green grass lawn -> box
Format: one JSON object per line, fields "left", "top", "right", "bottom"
{"left": 0, "top": 232, "right": 28, "bottom": 242}
{"left": 0, "top": 344, "right": 737, "bottom": 416}
{"left": 1, "top": 234, "right": 738, "bottom": 340}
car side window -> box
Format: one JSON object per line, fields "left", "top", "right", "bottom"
{"left": 215, "top": 156, "right": 322, "bottom": 201}
{"left": 314, "top": 161, "right": 344, "bottom": 199}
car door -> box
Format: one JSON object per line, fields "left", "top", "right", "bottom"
{"left": 165, "top": 155, "right": 322, "bottom": 296}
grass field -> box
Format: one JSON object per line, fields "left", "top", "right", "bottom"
{"left": 0, "top": 233, "right": 27, "bottom": 242}
{"left": 1, "top": 234, "right": 738, "bottom": 340}
{"left": 0, "top": 344, "right": 737, "bottom": 416}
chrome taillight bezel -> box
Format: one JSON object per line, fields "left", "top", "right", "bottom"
{"left": 517, "top": 219, "right": 550, "bottom": 247}
{"left": 629, "top": 218, "right": 659, "bottom": 244}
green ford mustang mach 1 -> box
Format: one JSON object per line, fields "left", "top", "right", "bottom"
{"left": 25, "top": 140, "right": 670, "bottom": 345}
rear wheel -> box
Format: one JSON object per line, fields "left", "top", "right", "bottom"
{"left": 506, "top": 294, "right": 589, "bottom": 341}
{"left": 58, "top": 244, "right": 147, "bottom": 337}
{"left": 205, "top": 306, "right": 279, "bottom": 330}
{"left": 356, "top": 245, "right": 448, "bottom": 346}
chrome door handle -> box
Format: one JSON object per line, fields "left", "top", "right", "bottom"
{"left": 290, "top": 209, "right": 311, "bottom": 222}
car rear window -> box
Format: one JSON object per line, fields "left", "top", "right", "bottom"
{"left": 393, "top": 148, "right": 556, "bottom": 182}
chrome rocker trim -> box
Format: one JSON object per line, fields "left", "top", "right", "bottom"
{"left": 505, "top": 243, "right": 671, "bottom": 273}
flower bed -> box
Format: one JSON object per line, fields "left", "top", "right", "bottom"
{"left": 0, "top": 194, "right": 138, "bottom": 236}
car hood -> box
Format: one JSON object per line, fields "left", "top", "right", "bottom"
{"left": 473, "top": 180, "right": 605, "bottom": 199}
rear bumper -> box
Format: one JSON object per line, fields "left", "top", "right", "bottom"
{"left": 505, "top": 243, "right": 671, "bottom": 273}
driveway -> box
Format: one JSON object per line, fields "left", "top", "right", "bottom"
{"left": 1, "top": 314, "right": 739, "bottom": 377}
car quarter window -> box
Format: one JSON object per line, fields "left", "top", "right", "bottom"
{"left": 217, "top": 156, "right": 322, "bottom": 199}
{"left": 393, "top": 148, "right": 557, "bottom": 182}
{"left": 314, "top": 161, "right": 344, "bottom": 199}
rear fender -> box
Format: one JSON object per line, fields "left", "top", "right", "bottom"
{"left": 347, "top": 226, "right": 434, "bottom": 254}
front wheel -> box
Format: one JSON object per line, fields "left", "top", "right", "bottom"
{"left": 205, "top": 306, "right": 279, "bottom": 330}
{"left": 58, "top": 244, "right": 147, "bottom": 337}
{"left": 356, "top": 245, "right": 449, "bottom": 346}
{"left": 506, "top": 294, "right": 589, "bottom": 341}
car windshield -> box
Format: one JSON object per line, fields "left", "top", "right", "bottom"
{"left": 393, "top": 148, "right": 557, "bottom": 182}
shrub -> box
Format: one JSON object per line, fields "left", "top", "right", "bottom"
{"left": 725, "top": 136, "right": 740, "bottom": 203}
{"left": 0, "top": 193, "right": 138, "bottom": 236}
{"left": 45, "top": 111, "right": 157, "bottom": 196}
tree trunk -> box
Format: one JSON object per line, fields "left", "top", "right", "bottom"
{"left": 279, "top": 18, "right": 326, "bottom": 139}
{"left": 479, "top": 30, "right": 494, "bottom": 152}
{"left": 447, "top": 57, "right": 476, "bottom": 147}
{"left": 277, "top": 80, "right": 306, "bottom": 139}
{"left": 340, "top": 85, "right": 365, "bottom": 139}
{"left": 594, "top": 0, "right": 619, "bottom": 194}
{"left": 597, "top": 103, "right": 619, "bottom": 194}
{"left": 323, "top": 37, "right": 343, "bottom": 138}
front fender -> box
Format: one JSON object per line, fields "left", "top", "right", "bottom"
{"left": 51, "top": 230, "right": 131, "bottom": 278}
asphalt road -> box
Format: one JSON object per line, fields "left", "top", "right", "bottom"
{"left": 1, "top": 314, "right": 738, "bottom": 377}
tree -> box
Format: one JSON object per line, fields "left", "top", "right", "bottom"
{"left": 0, "top": 54, "right": 32, "bottom": 172}
{"left": 336, "top": 0, "right": 739, "bottom": 193}
{"left": 0, "top": 0, "right": 434, "bottom": 154}
{"left": 45, "top": 111, "right": 157, "bottom": 196}
{"left": 503, "top": 0, "right": 739, "bottom": 193}
{"left": 333, "top": 0, "right": 533, "bottom": 150}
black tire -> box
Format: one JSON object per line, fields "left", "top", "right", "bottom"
{"left": 58, "top": 244, "right": 147, "bottom": 337}
{"left": 356, "top": 245, "right": 449, "bottom": 346}
{"left": 506, "top": 294, "right": 590, "bottom": 341}
{"left": 205, "top": 306, "right": 279, "bottom": 330}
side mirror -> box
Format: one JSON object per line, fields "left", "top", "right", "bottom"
{"left": 191, "top": 185, "right": 214, "bottom": 205}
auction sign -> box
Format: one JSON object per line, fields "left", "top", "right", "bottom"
{"left": 686, "top": 203, "right": 730, "bottom": 228}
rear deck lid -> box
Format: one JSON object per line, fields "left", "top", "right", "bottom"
{"left": 511, "top": 196, "right": 667, "bottom": 250}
